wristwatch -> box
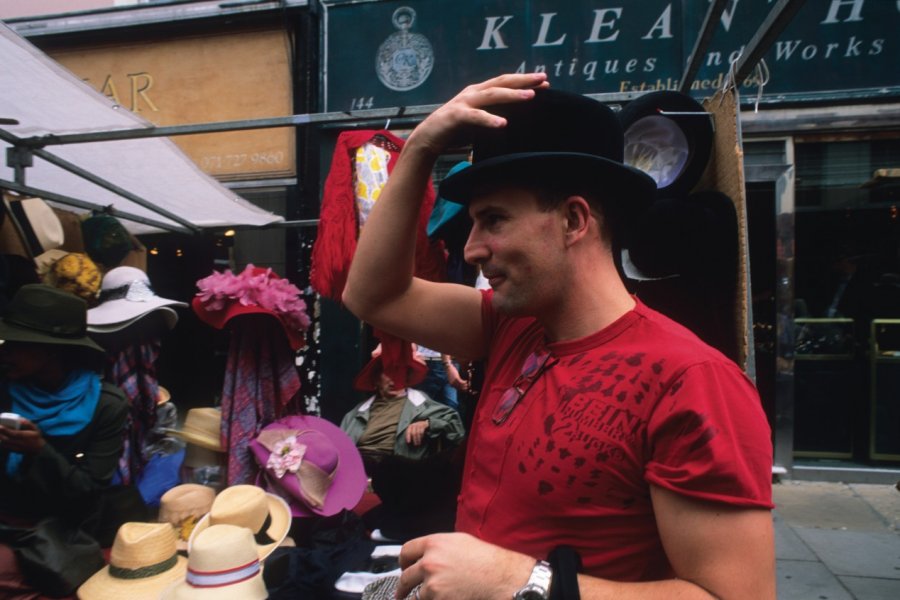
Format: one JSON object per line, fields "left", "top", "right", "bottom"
{"left": 513, "top": 559, "right": 553, "bottom": 600}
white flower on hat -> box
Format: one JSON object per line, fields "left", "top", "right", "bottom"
{"left": 266, "top": 435, "right": 307, "bottom": 479}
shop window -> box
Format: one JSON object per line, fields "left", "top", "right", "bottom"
{"left": 797, "top": 140, "right": 900, "bottom": 210}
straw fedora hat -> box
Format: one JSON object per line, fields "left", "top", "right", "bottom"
{"left": 189, "top": 484, "right": 291, "bottom": 561}
{"left": 77, "top": 522, "right": 187, "bottom": 600}
{"left": 158, "top": 484, "right": 216, "bottom": 551}
{"left": 168, "top": 408, "right": 224, "bottom": 453}
{"left": 162, "top": 524, "right": 267, "bottom": 600}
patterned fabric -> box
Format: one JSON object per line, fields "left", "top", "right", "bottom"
{"left": 309, "top": 129, "right": 446, "bottom": 302}
{"left": 220, "top": 316, "right": 301, "bottom": 485}
{"left": 457, "top": 293, "right": 773, "bottom": 581}
{"left": 361, "top": 576, "right": 418, "bottom": 600}
{"left": 354, "top": 143, "right": 391, "bottom": 229}
{"left": 107, "top": 340, "right": 161, "bottom": 484}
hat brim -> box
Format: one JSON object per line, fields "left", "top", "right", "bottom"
{"left": 189, "top": 493, "right": 291, "bottom": 562}
{"left": 166, "top": 428, "right": 224, "bottom": 453}
{"left": 88, "top": 298, "right": 186, "bottom": 331}
{"left": 618, "top": 91, "right": 714, "bottom": 198}
{"left": 160, "top": 570, "right": 267, "bottom": 600}
{"left": 438, "top": 152, "right": 656, "bottom": 225}
{"left": 77, "top": 555, "right": 187, "bottom": 600}
{"left": 190, "top": 298, "right": 305, "bottom": 351}
{"left": 352, "top": 355, "right": 428, "bottom": 393}
{"left": 253, "top": 415, "right": 367, "bottom": 518}
{"left": 0, "top": 319, "right": 105, "bottom": 354}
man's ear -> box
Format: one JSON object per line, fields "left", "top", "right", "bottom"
{"left": 562, "top": 196, "right": 592, "bottom": 245}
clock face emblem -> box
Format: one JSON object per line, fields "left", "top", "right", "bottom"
{"left": 376, "top": 6, "right": 434, "bottom": 92}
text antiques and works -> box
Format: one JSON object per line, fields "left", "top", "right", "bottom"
{"left": 324, "top": 0, "right": 898, "bottom": 111}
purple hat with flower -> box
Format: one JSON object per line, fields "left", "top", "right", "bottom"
{"left": 249, "top": 415, "right": 366, "bottom": 518}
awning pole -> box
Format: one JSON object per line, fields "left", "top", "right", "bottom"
{"left": 733, "top": 0, "right": 807, "bottom": 87}
{"left": 28, "top": 146, "right": 201, "bottom": 232}
{"left": 0, "top": 178, "right": 191, "bottom": 233}
{"left": 679, "top": 0, "right": 729, "bottom": 93}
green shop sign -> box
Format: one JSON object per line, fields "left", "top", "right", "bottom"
{"left": 321, "top": 0, "right": 899, "bottom": 112}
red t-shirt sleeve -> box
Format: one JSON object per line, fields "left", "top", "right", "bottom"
{"left": 644, "top": 361, "right": 774, "bottom": 509}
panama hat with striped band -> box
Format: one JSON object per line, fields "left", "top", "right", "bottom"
{"left": 161, "top": 524, "right": 267, "bottom": 600}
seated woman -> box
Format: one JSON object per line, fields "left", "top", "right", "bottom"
{"left": 0, "top": 284, "right": 128, "bottom": 598}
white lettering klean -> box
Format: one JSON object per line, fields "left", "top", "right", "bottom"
{"left": 477, "top": 15, "right": 514, "bottom": 50}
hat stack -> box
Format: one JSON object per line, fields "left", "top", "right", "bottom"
{"left": 616, "top": 91, "right": 739, "bottom": 361}
{"left": 189, "top": 484, "right": 291, "bottom": 561}
{"left": 158, "top": 484, "right": 216, "bottom": 551}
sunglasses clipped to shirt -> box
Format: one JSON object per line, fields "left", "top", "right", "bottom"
{"left": 492, "top": 349, "right": 559, "bottom": 425}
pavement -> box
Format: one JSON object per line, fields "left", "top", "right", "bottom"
{"left": 773, "top": 480, "right": 900, "bottom": 599}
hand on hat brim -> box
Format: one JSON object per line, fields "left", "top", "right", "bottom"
{"left": 406, "top": 73, "right": 549, "bottom": 157}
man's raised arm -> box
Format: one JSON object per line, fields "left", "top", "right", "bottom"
{"left": 342, "top": 73, "right": 549, "bottom": 359}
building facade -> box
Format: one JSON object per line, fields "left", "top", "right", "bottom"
{"left": 6, "top": 0, "right": 899, "bottom": 477}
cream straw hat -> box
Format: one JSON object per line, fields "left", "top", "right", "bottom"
{"left": 161, "top": 524, "right": 267, "bottom": 600}
{"left": 189, "top": 484, "right": 291, "bottom": 561}
{"left": 158, "top": 484, "right": 216, "bottom": 551}
{"left": 77, "top": 522, "right": 187, "bottom": 600}
{"left": 167, "top": 408, "right": 224, "bottom": 453}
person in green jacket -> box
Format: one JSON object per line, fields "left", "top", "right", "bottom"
{"left": 341, "top": 349, "right": 464, "bottom": 469}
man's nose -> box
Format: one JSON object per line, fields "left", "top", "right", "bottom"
{"left": 463, "top": 228, "right": 488, "bottom": 266}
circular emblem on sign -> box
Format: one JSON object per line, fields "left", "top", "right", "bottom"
{"left": 376, "top": 7, "right": 434, "bottom": 92}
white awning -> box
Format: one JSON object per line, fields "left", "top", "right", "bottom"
{"left": 0, "top": 21, "right": 283, "bottom": 234}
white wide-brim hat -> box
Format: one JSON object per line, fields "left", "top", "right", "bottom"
{"left": 88, "top": 266, "right": 187, "bottom": 332}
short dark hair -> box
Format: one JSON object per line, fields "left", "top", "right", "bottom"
{"left": 469, "top": 176, "right": 620, "bottom": 247}
{"left": 533, "top": 186, "right": 615, "bottom": 248}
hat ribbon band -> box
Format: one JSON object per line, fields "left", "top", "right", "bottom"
{"left": 3, "top": 314, "right": 87, "bottom": 338}
{"left": 99, "top": 279, "right": 156, "bottom": 303}
{"left": 108, "top": 553, "right": 179, "bottom": 580}
{"left": 186, "top": 558, "right": 260, "bottom": 588}
{"left": 8, "top": 200, "right": 43, "bottom": 257}
{"left": 254, "top": 513, "right": 275, "bottom": 545}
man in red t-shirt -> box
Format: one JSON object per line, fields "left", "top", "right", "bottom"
{"left": 343, "top": 73, "right": 775, "bottom": 600}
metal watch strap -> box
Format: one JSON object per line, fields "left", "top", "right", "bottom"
{"left": 513, "top": 559, "right": 553, "bottom": 600}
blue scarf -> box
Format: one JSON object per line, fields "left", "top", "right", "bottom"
{"left": 5, "top": 369, "right": 101, "bottom": 476}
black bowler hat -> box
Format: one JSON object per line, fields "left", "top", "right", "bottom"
{"left": 438, "top": 88, "right": 656, "bottom": 227}
{"left": 624, "top": 190, "right": 738, "bottom": 281}
{"left": 618, "top": 91, "right": 713, "bottom": 199}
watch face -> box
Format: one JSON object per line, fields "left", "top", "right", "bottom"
{"left": 515, "top": 586, "right": 548, "bottom": 600}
